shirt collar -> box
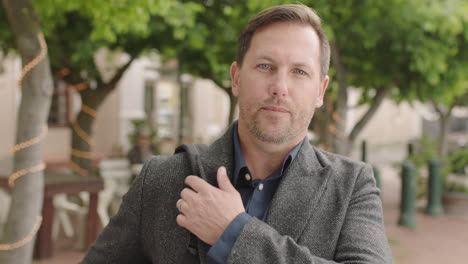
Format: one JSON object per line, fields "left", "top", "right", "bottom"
{"left": 232, "top": 121, "right": 305, "bottom": 185}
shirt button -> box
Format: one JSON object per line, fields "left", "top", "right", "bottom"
{"left": 245, "top": 173, "right": 251, "bottom": 181}
{"left": 259, "top": 183, "right": 264, "bottom": 191}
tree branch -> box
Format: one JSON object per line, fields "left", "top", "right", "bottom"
{"left": 348, "top": 85, "right": 391, "bottom": 143}
{"left": 432, "top": 101, "right": 444, "bottom": 116}
{"left": 106, "top": 55, "right": 136, "bottom": 88}
{"left": 330, "top": 42, "right": 348, "bottom": 95}
{"left": 330, "top": 42, "right": 348, "bottom": 121}
{"left": 330, "top": 41, "right": 350, "bottom": 154}
{"left": 199, "top": 71, "right": 231, "bottom": 96}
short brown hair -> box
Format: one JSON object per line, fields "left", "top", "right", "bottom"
{"left": 237, "top": 4, "right": 330, "bottom": 80}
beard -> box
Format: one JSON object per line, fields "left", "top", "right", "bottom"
{"left": 239, "top": 97, "right": 313, "bottom": 144}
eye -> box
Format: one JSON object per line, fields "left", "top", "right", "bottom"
{"left": 257, "top": 64, "right": 271, "bottom": 70}
{"left": 294, "top": 68, "right": 307, "bottom": 75}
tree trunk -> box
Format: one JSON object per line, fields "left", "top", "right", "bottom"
{"left": 330, "top": 42, "right": 349, "bottom": 155}
{"left": 324, "top": 43, "right": 391, "bottom": 156}
{"left": 70, "top": 84, "right": 115, "bottom": 175}
{"left": 347, "top": 85, "right": 391, "bottom": 149}
{"left": 0, "top": 0, "right": 53, "bottom": 263}
{"left": 70, "top": 110, "right": 95, "bottom": 175}
{"left": 433, "top": 103, "right": 454, "bottom": 158}
{"left": 438, "top": 114, "right": 450, "bottom": 157}
{"left": 311, "top": 97, "right": 335, "bottom": 151}
{"left": 70, "top": 57, "right": 135, "bottom": 176}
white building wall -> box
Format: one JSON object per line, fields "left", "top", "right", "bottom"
{"left": 346, "top": 89, "right": 427, "bottom": 163}
{"left": 347, "top": 89, "right": 422, "bottom": 146}
{"left": 190, "top": 79, "right": 230, "bottom": 144}
{"left": 42, "top": 128, "right": 70, "bottom": 159}
{"left": 93, "top": 87, "right": 121, "bottom": 154}
{"left": 117, "top": 56, "right": 162, "bottom": 152}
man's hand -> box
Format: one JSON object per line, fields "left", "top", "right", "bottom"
{"left": 176, "top": 166, "right": 245, "bottom": 245}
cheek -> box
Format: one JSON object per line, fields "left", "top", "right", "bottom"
{"left": 291, "top": 88, "right": 319, "bottom": 112}
{"left": 239, "top": 77, "right": 264, "bottom": 98}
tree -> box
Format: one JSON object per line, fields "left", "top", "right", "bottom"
{"left": 304, "top": 0, "right": 468, "bottom": 155}
{"left": 433, "top": 91, "right": 468, "bottom": 157}
{"left": 171, "top": 1, "right": 254, "bottom": 126}
{"left": 416, "top": 0, "right": 468, "bottom": 157}
{"left": 0, "top": 1, "right": 202, "bottom": 261}
{"left": 0, "top": 0, "right": 53, "bottom": 263}
{"left": 175, "top": 0, "right": 468, "bottom": 156}
{"left": 1, "top": 0, "right": 203, "bottom": 175}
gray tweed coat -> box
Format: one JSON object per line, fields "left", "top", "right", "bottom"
{"left": 82, "top": 124, "right": 393, "bottom": 263}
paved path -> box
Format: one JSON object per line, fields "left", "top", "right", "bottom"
{"left": 381, "top": 165, "right": 468, "bottom": 264}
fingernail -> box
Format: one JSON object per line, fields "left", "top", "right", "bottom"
{"left": 219, "top": 166, "right": 226, "bottom": 175}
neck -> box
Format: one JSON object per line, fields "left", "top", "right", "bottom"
{"left": 237, "top": 121, "right": 305, "bottom": 180}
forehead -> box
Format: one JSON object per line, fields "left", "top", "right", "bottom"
{"left": 245, "top": 22, "right": 321, "bottom": 67}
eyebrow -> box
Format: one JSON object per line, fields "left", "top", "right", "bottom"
{"left": 256, "top": 56, "right": 313, "bottom": 70}
{"left": 257, "top": 55, "right": 275, "bottom": 62}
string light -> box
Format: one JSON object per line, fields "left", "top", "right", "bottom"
{"left": 10, "top": 125, "right": 48, "bottom": 153}
{"left": 8, "top": 162, "right": 46, "bottom": 188}
{"left": 58, "top": 70, "right": 97, "bottom": 176}
{"left": 17, "top": 34, "right": 47, "bottom": 90}
{"left": 81, "top": 104, "right": 97, "bottom": 118}
{"left": 67, "top": 160, "right": 89, "bottom": 177}
{"left": 2, "top": 31, "right": 100, "bottom": 252}
{"left": 71, "top": 120, "right": 95, "bottom": 147}
{"left": 70, "top": 148, "right": 94, "bottom": 159}
{"left": 68, "top": 84, "right": 97, "bottom": 176}
{"left": 1, "top": 32, "right": 46, "bottom": 251}
{"left": 0, "top": 216, "right": 43, "bottom": 251}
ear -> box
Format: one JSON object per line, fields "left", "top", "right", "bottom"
{"left": 230, "top": 61, "right": 240, "bottom": 96}
{"left": 315, "top": 75, "right": 329, "bottom": 108}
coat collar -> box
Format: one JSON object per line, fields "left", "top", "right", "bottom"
{"left": 197, "top": 123, "right": 236, "bottom": 186}
{"left": 194, "top": 124, "right": 236, "bottom": 263}
{"left": 194, "top": 123, "right": 332, "bottom": 262}
{"left": 265, "top": 141, "right": 331, "bottom": 240}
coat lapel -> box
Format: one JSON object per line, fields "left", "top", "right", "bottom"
{"left": 190, "top": 124, "right": 332, "bottom": 261}
{"left": 266, "top": 142, "right": 331, "bottom": 241}
{"left": 193, "top": 124, "right": 237, "bottom": 264}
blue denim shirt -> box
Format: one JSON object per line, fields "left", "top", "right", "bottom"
{"left": 207, "top": 123, "right": 303, "bottom": 263}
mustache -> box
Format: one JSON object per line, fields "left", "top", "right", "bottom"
{"left": 258, "top": 98, "right": 293, "bottom": 111}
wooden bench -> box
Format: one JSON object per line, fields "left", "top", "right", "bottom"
{"left": 0, "top": 161, "right": 103, "bottom": 259}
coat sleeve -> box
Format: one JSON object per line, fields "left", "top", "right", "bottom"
{"left": 80, "top": 159, "right": 154, "bottom": 264}
{"left": 227, "top": 164, "right": 393, "bottom": 264}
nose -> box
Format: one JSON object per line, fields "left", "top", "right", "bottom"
{"left": 269, "top": 71, "right": 289, "bottom": 97}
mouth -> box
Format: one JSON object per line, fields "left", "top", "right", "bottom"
{"left": 261, "top": 106, "right": 289, "bottom": 113}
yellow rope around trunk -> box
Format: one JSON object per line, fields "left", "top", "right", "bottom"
{"left": 1, "top": 32, "right": 47, "bottom": 251}
{"left": 0, "top": 216, "right": 43, "bottom": 251}
{"left": 3, "top": 32, "right": 100, "bottom": 251}
{"left": 10, "top": 126, "right": 48, "bottom": 153}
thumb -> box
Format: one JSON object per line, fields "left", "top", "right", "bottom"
{"left": 217, "top": 166, "right": 235, "bottom": 192}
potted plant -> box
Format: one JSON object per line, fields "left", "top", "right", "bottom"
{"left": 408, "top": 136, "right": 468, "bottom": 217}
{"left": 441, "top": 147, "right": 468, "bottom": 217}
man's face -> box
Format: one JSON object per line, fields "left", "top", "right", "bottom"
{"left": 231, "top": 22, "right": 329, "bottom": 144}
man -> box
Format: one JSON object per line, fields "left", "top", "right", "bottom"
{"left": 82, "top": 4, "right": 393, "bottom": 264}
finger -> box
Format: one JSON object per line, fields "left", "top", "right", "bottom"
{"left": 176, "top": 199, "right": 188, "bottom": 213}
{"left": 217, "top": 166, "right": 235, "bottom": 192}
{"left": 176, "top": 199, "right": 183, "bottom": 212}
{"left": 185, "top": 175, "right": 211, "bottom": 193}
{"left": 176, "top": 213, "right": 188, "bottom": 228}
{"left": 180, "top": 187, "right": 197, "bottom": 202}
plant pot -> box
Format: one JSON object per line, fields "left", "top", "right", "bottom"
{"left": 442, "top": 192, "right": 468, "bottom": 218}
